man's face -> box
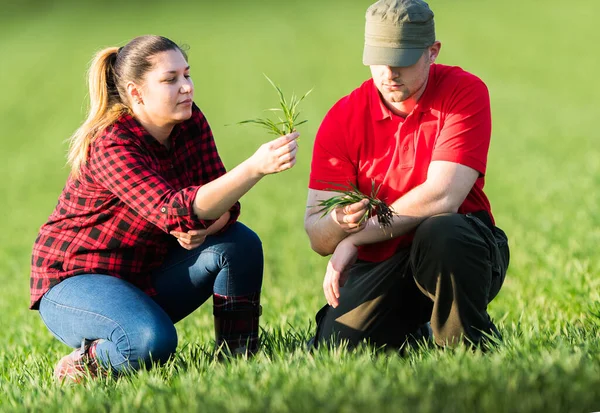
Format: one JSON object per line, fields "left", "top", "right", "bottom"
{"left": 369, "top": 43, "right": 440, "bottom": 106}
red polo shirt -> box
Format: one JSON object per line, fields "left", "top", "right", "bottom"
{"left": 309, "top": 64, "right": 493, "bottom": 262}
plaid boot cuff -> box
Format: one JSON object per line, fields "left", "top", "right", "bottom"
{"left": 213, "top": 292, "right": 262, "bottom": 356}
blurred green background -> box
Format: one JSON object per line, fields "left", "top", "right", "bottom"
{"left": 1, "top": 0, "right": 599, "bottom": 412}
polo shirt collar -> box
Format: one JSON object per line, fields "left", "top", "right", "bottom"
{"left": 369, "top": 79, "right": 393, "bottom": 121}
{"left": 414, "top": 65, "right": 436, "bottom": 113}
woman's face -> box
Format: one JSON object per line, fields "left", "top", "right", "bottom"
{"left": 134, "top": 49, "right": 194, "bottom": 126}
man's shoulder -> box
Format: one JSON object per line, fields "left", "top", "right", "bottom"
{"left": 328, "top": 79, "right": 374, "bottom": 118}
{"left": 423, "top": 64, "right": 490, "bottom": 113}
{"left": 432, "top": 64, "right": 488, "bottom": 93}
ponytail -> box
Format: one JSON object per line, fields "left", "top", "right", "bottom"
{"left": 67, "top": 47, "right": 130, "bottom": 178}
{"left": 67, "top": 36, "right": 187, "bottom": 178}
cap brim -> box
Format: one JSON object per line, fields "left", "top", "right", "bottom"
{"left": 363, "top": 45, "right": 425, "bottom": 67}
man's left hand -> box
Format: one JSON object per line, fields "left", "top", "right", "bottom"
{"left": 323, "top": 239, "right": 358, "bottom": 308}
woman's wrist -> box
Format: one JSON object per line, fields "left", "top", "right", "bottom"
{"left": 241, "top": 157, "right": 264, "bottom": 180}
{"left": 206, "top": 211, "right": 230, "bottom": 235}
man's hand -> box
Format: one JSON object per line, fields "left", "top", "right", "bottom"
{"left": 331, "top": 198, "right": 370, "bottom": 233}
{"left": 305, "top": 189, "right": 369, "bottom": 256}
{"left": 323, "top": 239, "right": 359, "bottom": 308}
{"left": 170, "top": 228, "right": 209, "bottom": 250}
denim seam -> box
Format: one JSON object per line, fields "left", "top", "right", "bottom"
{"left": 160, "top": 246, "right": 228, "bottom": 270}
{"left": 40, "top": 296, "right": 133, "bottom": 367}
{"left": 160, "top": 247, "right": 232, "bottom": 296}
{"left": 158, "top": 247, "right": 207, "bottom": 272}
{"left": 39, "top": 306, "right": 71, "bottom": 348}
{"left": 201, "top": 247, "right": 232, "bottom": 296}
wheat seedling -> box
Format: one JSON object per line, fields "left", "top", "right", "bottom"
{"left": 237, "top": 74, "right": 312, "bottom": 136}
{"left": 315, "top": 180, "right": 396, "bottom": 230}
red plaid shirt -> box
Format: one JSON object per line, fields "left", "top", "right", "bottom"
{"left": 30, "top": 104, "right": 240, "bottom": 309}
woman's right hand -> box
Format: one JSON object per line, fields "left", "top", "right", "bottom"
{"left": 250, "top": 131, "right": 299, "bottom": 177}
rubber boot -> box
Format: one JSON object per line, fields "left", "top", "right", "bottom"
{"left": 213, "top": 292, "right": 262, "bottom": 357}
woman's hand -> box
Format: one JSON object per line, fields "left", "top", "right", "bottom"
{"left": 170, "top": 228, "right": 208, "bottom": 250}
{"left": 170, "top": 212, "right": 231, "bottom": 250}
{"left": 250, "top": 132, "right": 299, "bottom": 177}
{"left": 323, "top": 238, "right": 359, "bottom": 308}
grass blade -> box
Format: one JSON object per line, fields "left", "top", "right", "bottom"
{"left": 235, "top": 74, "right": 312, "bottom": 137}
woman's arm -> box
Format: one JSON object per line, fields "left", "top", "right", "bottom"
{"left": 89, "top": 132, "right": 298, "bottom": 234}
{"left": 192, "top": 133, "right": 299, "bottom": 220}
{"left": 206, "top": 211, "right": 231, "bottom": 235}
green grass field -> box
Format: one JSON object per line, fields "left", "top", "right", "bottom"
{"left": 1, "top": 0, "right": 599, "bottom": 412}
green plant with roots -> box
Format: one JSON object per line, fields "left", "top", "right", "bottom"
{"left": 315, "top": 180, "right": 396, "bottom": 230}
{"left": 237, "top": 74, "right": 312, "bottom": 136}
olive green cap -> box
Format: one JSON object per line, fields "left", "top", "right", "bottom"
{"left": 363, "top": 0, "right": 435, "bottom": 67}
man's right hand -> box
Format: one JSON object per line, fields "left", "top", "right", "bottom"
{"left": 331, "top": 198, "right": 370, "bottom": 233}
{"left": 305, "top": 189, "right": 369, "bottom": 256}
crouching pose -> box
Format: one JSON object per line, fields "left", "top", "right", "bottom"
{"left": 30, "top": 35, "right": 299, "bottom": 382}
{"left": 305, "top": 0, "right": 509, "bottom": 350}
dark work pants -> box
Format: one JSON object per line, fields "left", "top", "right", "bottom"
{"left": 314, "top": 212, "right": 510, "bottom": 348}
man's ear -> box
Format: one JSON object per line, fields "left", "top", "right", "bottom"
{"left": 126, "top": 81, "right": 144, "bottom": 105}
{"left": 429, "top": 41, "right": 442, "bottom": 63}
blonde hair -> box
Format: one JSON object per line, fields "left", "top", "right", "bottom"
{"left": 67, "top": 35, "right": 187, "bottom": 178}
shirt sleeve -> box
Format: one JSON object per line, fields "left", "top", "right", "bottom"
{"left": 88, "top": 135, "right": 216, "bottom": 234}
{"left": 188, "top": 110, "right": 241, "bottom": 230}
{"left": 431, "top": 76, "right": 492, "bottom": 176}
{"left": 309, "top": 102, "right": 357, "bottom": 190}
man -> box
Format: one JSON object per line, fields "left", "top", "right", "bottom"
{"left": 304, "top": 0, "right": 509, "bottom": 349}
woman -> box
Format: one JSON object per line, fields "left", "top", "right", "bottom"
{"left": 30, "top": 35, "right": 299, "bottom": 382}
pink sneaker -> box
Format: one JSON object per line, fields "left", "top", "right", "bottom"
{"left": 54, "top": 339, "right": 101, "bottom": 383}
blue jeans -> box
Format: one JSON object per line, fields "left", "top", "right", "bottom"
{"left": 38, "top": 222, "right": 263, "bottom": 373}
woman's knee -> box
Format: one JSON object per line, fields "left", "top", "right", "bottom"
{"left": 116, "top": 319, "right": 178, "bottom": 370}
{"left": 137, "top": 324, "right": 178, "bottom": 366}
{"left": 227, "top": 222, "right": 263, "bottom": 257}
{"left": 209, "top": 222, "right": 264, "bottom": 295}
{"left": 217, "top": 222, "right": 263, "bottom": 274}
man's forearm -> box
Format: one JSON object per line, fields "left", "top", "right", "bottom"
{"left": 347, "top": 214, "right": 424, "bottom": 246}
{"left": 348, "top": 181, "right": 458, "bottom": 246}
{"left": 304, "top": 212, "right": 349, "bottom": 256}
{"left": 304, "top": 182, "right": 447, "bottom": 253}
